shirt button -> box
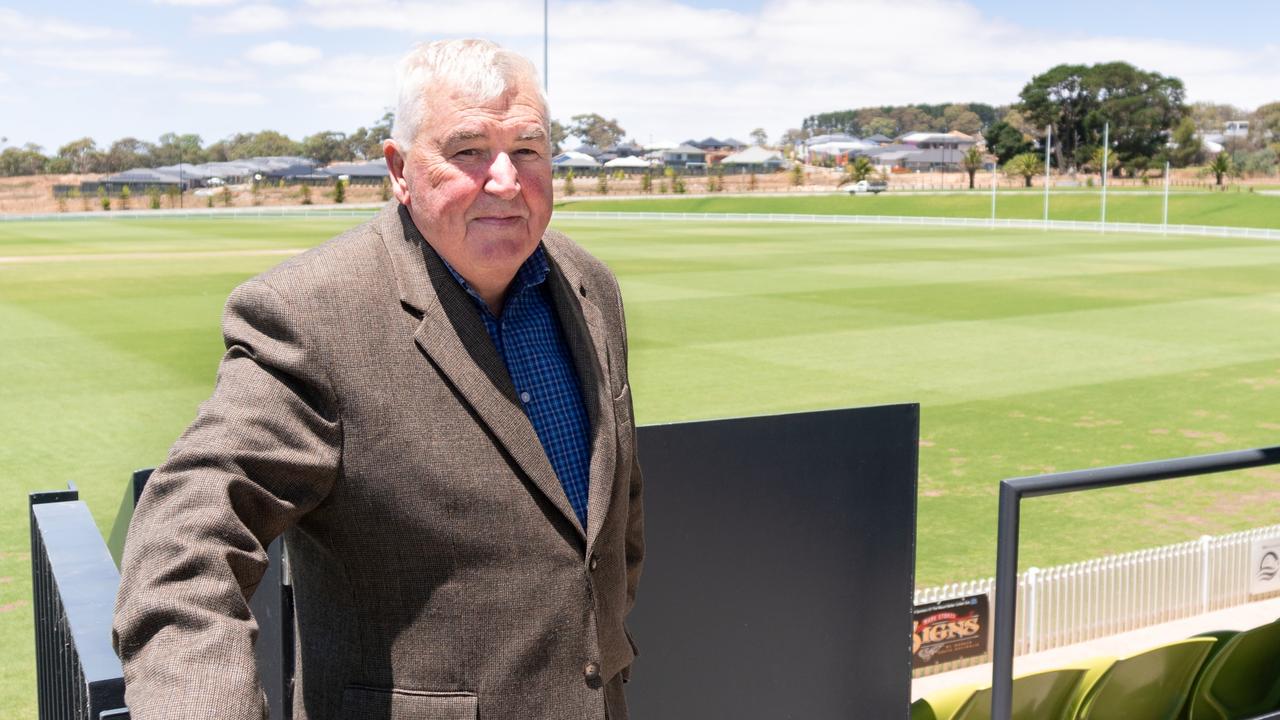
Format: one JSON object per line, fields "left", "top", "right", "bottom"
{"left": 520, "top": 391, "right": 531, "bottom": 403}
{"left": 584, "top": 661, "right": 601, "bottom": 682}
{"left": 589, "top": 554, "right": 599, "bottom": 572}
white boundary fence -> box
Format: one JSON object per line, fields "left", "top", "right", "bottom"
{"left": 913, "top": 524, "right": 1280, "bottom": 677}
{"left": 3, "top": 206, "right": 1279, "bottom": 242}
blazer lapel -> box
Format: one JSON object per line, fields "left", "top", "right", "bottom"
{"left": 378, "top": 204, "right": 585, "bottom": 538}
{"left": 546, "top": 248, "right": 618, "bottom": 554}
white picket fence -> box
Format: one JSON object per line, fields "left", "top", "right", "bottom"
{"left": 554, "top": 211, "right": 1280, "bottom": 242}
{"left": 913, "top": 524, "right": 1280, "bottom": 677}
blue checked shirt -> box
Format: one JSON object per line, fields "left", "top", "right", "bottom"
{"left": 442, "top": 247, "right": 593, "bottom": 529}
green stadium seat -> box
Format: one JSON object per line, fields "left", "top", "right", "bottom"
{"left": 911, "top": 659, "right": 1111, "bottom": 720}
{"left": 911, "top": 682, "right": 980, "bottom": 720}
{"left": 1075, "top": 637, "right": 1217, "bottom": 720}
{"left": 1187, "top": 618, "right": 1280, "bottom": 720}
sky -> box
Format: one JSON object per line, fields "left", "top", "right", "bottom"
{"left": 1, "top": 0, "right": 1277, "bottom": 153}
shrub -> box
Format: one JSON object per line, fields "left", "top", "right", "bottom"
{"left": 300, "top": 184, "right": 313, "bottom": 205}
{"left": 333, "top": 179, "right": 346, "bottom": 203}
{"left": 380, "top": 178, "right": 391, "bottom": 201}
{"left": 640, "top": 170, "right": 652, "bottom": 193}
{"left": 596, "top": 172, "right": 608, "bottom": 195}
{"left": 119, "top": 185, "right": 131, "bottom": 210}
{"left": 148, "top": 186, "right": 161, "bottom": 209}
{"left": 98, "top": 186, "right": 110, "bottom": 211}
{"left": 220, "top": 186, "right": 233, "bottom": 206}
{"left": 563, "top": 169, "right": 575, "bottom": 196}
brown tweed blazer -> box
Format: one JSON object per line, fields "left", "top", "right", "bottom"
{"left": 113, "top": 203, "right": 644, "bottom": 720}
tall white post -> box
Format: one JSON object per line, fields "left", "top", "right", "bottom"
{"left": 1100, "top": 122, "right": 1110, "bottom": 233}
{"left": 1163, "top": 161, "right": 1171, "bottom": 233}
{"left": 1043, "top": 124, "right": 1052, "bottom": 229}
{"left": 991, "top": 160, "right": 998, "bottom": 228}
{"left": 543, "top": 0, "right": 549, "bottom": 92}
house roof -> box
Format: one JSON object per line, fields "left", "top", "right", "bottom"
{"left": 603, "top": 156, "right": 653, "bottom": 168}
{"left": 665, "top": 144, "right": 707, "bottom": 155}
{"left": 553, "top": 151, "right": 601, "bottom": 167}
{"left": 323, "top": 161, "right": 388, "bottom": 177}
{"left": 721, "top": 146, "right": 784, "bottom": 164}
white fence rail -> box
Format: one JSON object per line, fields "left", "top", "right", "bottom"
{"left": 554, "top": 211, "right": 1280, "bottom": 242}
{"left": 4, "top": 206, "right": 1279, "bottom": 242}
{"left": 913, "top": 524, "right": 1280, "bottom": 677}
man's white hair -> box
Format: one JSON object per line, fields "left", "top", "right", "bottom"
{"left": 390, "top": 39, "right": 547, "bottom": 151}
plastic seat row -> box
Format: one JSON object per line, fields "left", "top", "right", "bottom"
{"left": 911, "top": 616, "right": 1280, "bottom": 720}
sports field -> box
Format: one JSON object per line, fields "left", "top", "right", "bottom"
{"left": 3, "top": 212, "right": 1280, "bottom": 717}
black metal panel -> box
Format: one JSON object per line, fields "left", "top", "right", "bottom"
{"left": 627, "top": 404, "right": 919, "bottom": 719}
{"left": 30, "top": 492, "right": 127, "bottom": 720}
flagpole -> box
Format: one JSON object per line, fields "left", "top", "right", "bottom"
{"left": 1100, "top": 122, "right": 1109, "bottom": 234}
{"left": 543, "top": 0, "right": 549, "bottom": 92}
{"left": 1043, "top": 124, "right": 1051, "bottom": 230}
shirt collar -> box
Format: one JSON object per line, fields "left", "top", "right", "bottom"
{"left": 441, "top": 244, "right": 550, "bottom": 315}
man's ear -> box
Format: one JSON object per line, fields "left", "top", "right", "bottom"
{"left": 383, "top": 140, "right": 412, "bottom": 205}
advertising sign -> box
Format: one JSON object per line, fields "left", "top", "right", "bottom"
{"left": 913, "top": 593, "right": 989, "bottom": 669}
{"left": 1249, "top": 536, "right": 1280, "bottom": 597}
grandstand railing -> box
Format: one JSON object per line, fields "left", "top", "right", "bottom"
{"left": 30, "top": 484, "right": 129, "bottom": 720}
{"left": 3, "top": 206, "right": 1279, "bottom": 242}
{"left": 913, "top": 522, "right": 1280, "bottom": 678}
{"left": 990, "top": 445, "right": 1280, "bottom": 720}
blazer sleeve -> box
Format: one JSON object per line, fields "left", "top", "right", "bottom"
{"left": 615, "top": 282, "right": 644, "bottom": 618}
{"left": 113, "top": 277, "right": 341, "bottom": 720}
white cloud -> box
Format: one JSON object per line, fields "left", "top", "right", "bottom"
{"left": 181, "top": 89, "right": 267, "bottom": 105}
{"left": 245, "top": 41, "right": 322, "bottom": 65}
{"left": 5, "top": 46, "right": 254, "bottom": 84}
{"left": 200, "top": 4, "right": 290, "bottom": 33}
{"left": 0, "top": 7, "right": 128, "bottom": 42}
{"left": 285, "top": 53, "right": 398, "bottom": 112}
{"left": 302, "top": 0, "right": 541, "bottom": 34}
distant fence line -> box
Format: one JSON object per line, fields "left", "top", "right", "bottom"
{"left": 3, "top": 205, "right": 1279, "bottom": 242}
{"left": 913, "top": 523, "right": 1280, "bottom": 677}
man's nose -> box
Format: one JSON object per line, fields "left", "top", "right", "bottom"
{"left": 484, "top": 152, "right": 520, "bottom": 200}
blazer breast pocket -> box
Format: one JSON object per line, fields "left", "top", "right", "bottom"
{"left": 341, "top": 685, "right": 478, "bottom": 720}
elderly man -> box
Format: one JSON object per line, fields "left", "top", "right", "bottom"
{"left": 114, "top": 39, "right": 643, "bottom": 720}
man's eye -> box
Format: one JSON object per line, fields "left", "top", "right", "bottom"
{"left": 514, "top": 148, "right": 541, "bottom": 158}
{"left": 454, "top": 149, "right": 483, "bottom": 159}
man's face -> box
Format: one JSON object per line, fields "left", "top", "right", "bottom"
{"left": 388, "top": 78, "right": 553, "bottom": 302}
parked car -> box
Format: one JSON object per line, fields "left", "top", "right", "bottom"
{"left": 847, "top": 180, "right": 888, "bottom": 195}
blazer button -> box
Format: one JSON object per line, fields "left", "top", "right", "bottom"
{"left": 589, "top": 553, "right": 599, "bottom": 572}
{"left": 584, "top": 661, "right": 601, "bottom": 682}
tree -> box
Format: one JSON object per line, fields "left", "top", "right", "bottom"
{"left": 153, "top": 133, "right": 206, "bottom": 166}
{"left": 563, "top": 169, "right": 575, "bottom": 196}
{"left": 863, "top": 116, "right": 898, "bottom": 138}
{"left": 299, "top": 184, "right": 313, "bottom": 205}
{"left": 640, "top": 170, "right": 652, "bottom": 193}
{"left": 1085, "top": 145, "right": 1119, "bottom": 180}
{"left": 842, "top": 156, "right": 874, "bottom": 184}
{"left": 1019, "top": 62, "right": 1185, "bottom": 170}
{"left": 57, "top": 137, "right": 103, "bottom": 174}
{"left": 98, "top": 186, "right": 110, "bottom": 211}
{"left": 596, "top": 172, "right": 608, "bottom": 195}
{"left": 748, "top": 172, "right": 757, "bottom": 191}
{"left": 1004, "top": 152, "right": 1042, "bottom": 187}
{"left": 1252, "top": 102, "right": 1280, "bottom": 147}
{"left": 147, "top": 186, "right": 162, "bottom": 209}
{"left": 1167, "top": 117, "right": 1202, "bottom": 168}
{"left": 984, "top": 121, "right": 1033, "bottom": 165}
{"left": 749, "top": 127, "right": 769, "bottom": 147}
{"left": 943, "top": 104, "right": 983, "bottom": 135}
{"left": 791, "top": 162, "right": 804, "bottom": 186}
{"left": 302, "top": 131, "right": 354, "bottom": 165}
{"left": 0, "top": 143, "right": 49, "bottom": 176}
{"left": 569, "top": 113, "right": 625, "bottom": 150}
{"left": 345, "top": 110, "right": 394, "bottom": 159}
{"left": 549, "top": 119, "right": 568, "bottom": 155}
{"left": 332, "top": 178, "right": 347, "bottom": 203}
{"left": 961, "top": 147, "right": 984, "bottom": 189}
{"left": 1208, "top": 151, "right": 1232, "bottom": 186}
{"left": 104, "top": 138, "right": 155, "bottom": 172}
{"left": 220, "top": 186, "right": 233, "bottom": 206}
{"left": 1018, "top": 64, "right": 1094, "bottom": 170}
{"left": 380, "top": 178, "right": 391, "bottom": 201}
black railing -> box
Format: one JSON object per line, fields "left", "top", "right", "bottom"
{"left": 990, "top": 445, "right": 1280, "bottom": 720}
{"left": 30, "top": 484, "right": 129, "bottom": 720}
